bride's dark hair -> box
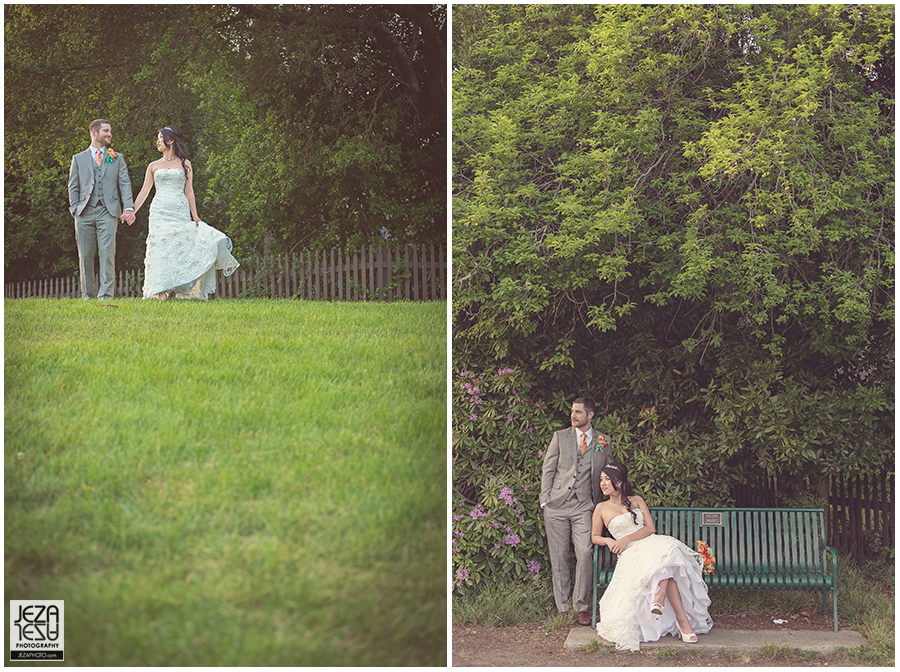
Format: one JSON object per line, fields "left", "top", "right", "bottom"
{"left": 603, "top": 460, "right": 638, "bottom": 524}
{"left": 158, "top": 125, "right": 190, "bottom": 176}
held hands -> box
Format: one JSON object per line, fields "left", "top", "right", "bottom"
{"left": 120, "top": 211, "right": 135, "bottom": 225}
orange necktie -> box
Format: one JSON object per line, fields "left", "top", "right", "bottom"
{"left": 95, "top": 149, "right": 102, "bottom": 166}
{"left": 579, "top": 432, "right": 587, "bottom": 454}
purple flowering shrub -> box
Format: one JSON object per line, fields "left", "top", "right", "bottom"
{"left": 452, "top": 366, "right": 556, "bottom": 590}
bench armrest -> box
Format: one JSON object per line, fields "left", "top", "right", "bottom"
{"left": 822, "top": 539, "right": 839, "bottom": 631}
{"left": 821, "top": 540, "right": 838, "bottom": 581}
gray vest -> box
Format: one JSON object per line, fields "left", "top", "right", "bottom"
{"left": 568, "top": 439, "right": 593, "bottom": 503}
{"left": 88, "top": 152, "right": 106, "bottom": 207}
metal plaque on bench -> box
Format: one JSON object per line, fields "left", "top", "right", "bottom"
{"left": 701, "top": 512, "right": 723, "bottom": 526}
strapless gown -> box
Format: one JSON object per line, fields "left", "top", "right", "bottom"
{"left": 595, "top": 508, "right": 713, "bottom": 651}
{"left": 142, "top": 168, "right": 239, "bottom": 299}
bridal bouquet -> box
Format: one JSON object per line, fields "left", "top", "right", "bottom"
{"left": 696, "top": 540, "right": 716, "bottom": 574}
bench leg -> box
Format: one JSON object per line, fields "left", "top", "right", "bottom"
{"left": 832, "top": 589, "right": 838, "bottom": 632}
{"left": 823, "top": 589, "right": 838, "bottom": 632}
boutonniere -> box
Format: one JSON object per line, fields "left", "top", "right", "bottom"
{"left": 104, "top": 148, "right": 118, "bottom": 163}
{"left": 594, "top": 434, "right": 608, "bottom": 451}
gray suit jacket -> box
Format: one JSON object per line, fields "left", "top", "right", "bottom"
{"left": 540, "top": 426, "right": 613, "bottom": 510}
{"left": 68, "top": 148, "right": 134, "bottom": 219}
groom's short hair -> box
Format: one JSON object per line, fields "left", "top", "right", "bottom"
{"left": 573, "top": 397, "right": 595, "bottom": 415}
{"left": 89, "top": 119, "right": 110, "bottom": 134}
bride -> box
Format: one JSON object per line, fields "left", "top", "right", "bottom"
{"left": 592, "top": 460, "right": 712, "bottom": 651}
{"left": 131, "top": 126, "right": 238, "bottom": 300}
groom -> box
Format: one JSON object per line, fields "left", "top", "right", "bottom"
{"left": 540, "top": 397, "right": 613, "bottom": 625}
{"left": 68, "top": 119, "right": 135, "bottom": 299}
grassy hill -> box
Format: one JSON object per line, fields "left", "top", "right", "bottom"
{"left": 5, "top": 298, "right": 447, "bottom": 665}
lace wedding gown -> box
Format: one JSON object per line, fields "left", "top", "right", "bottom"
{"left": 595, "top": 508, "right": 713, "bottom": 651}
{"left": 142, "top": 168, "right": 239, "bottom": 299}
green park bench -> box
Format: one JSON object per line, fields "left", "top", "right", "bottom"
{"left": 591, "top": 507, "right": 838, "bottom": 631}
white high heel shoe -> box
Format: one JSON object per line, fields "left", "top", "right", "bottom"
{"left": 676, "top": 622, "right": 698, "bottom": 643}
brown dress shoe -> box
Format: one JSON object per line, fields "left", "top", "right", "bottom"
{"left": 576, "top": 610, "right": 591, "bottom": 626}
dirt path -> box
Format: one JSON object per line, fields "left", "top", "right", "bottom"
{"left": 452, "top": 609, "right": 855, "bottom": 667}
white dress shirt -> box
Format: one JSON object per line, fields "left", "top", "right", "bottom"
{"left": 576, "top": 428, "right": 593, "bottom": 448}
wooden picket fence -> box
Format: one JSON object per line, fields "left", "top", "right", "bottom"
{"left": 4, "top": 244, "right": 446, "bottom": 301}
{"left": 827, "top": 472, "right": 894, "bottom": 561}
{"left": 733, "top": 471, "right": 894, "bottom": 561}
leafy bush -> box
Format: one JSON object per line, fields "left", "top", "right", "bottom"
{"left": 452, "top": 367, "right": 555, "bottom": 590}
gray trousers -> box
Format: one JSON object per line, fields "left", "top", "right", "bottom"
{"left": 543, "top": 497, "right": 594, "bottom": 612}
{"left": 74, "top": 204, "right": 117, "bottom": 298}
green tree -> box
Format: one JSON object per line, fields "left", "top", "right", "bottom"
{"left": 194, "top": 4, "right": 446, "bottom": 253}
{"left": 5, "top": 4, "right": 446, "bottom": 282}
{"left": 453, "top": 4, "right": 893, "bottom": 505}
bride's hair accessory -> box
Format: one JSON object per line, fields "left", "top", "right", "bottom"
{"left": 605, "top": 463, "right": 622, "bottom": 472}
{"left": 165, "top": 126, "right": 173, "bottom": 131}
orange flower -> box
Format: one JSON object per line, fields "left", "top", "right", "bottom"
{"left": 696, "top": 540, "right": 716, "bottom": 575}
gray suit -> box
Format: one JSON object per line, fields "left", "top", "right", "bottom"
{"left": 540, "top": 425, "right": 612, "bottom": 612}
{"left": 68, "top": 147, "right": 134, "bottom": 298}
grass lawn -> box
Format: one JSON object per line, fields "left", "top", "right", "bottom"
{"left": 5, "top": 298, "right": 447, "bottom": 666}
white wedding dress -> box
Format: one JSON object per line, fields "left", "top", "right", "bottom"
{"left": 142, "top": 168, "right": 239, "bottom": 299}
{"left": 595, "top": 508, "right": 713, "bottom": 651}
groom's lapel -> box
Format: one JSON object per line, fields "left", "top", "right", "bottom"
{"left": 80, "top": 150, "right": 94, "bottom": 176}
{"left": 76, "top": 151, "right": 93, "bottom": 191}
